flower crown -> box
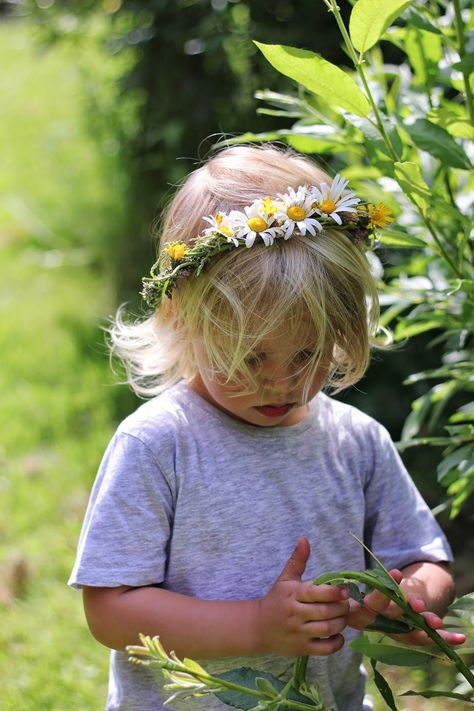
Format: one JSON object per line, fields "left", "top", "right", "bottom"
{"left": 141, "top": 174, "right": 393, "bottom": 309}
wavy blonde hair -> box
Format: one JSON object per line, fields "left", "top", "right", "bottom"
{"left": 110, "top": 145, "right": 382, "bottom": 398}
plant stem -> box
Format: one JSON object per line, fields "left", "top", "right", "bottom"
{"left": 327, "top": 0, "right": 400, "bottom": 162}
{"left": 293, "top": 655, "right": 309, "bottom": 688}
{"left": 424, "top": 215, "right": 463, "bottom": 278}
{"left": 452, "top": 0, "right": 474, "bottom": 126}
{"left": 403, "top": 607, "right": 474, "bottom": 691}
{"left": 323, "top": 0, "right": 465, "bottom": 279}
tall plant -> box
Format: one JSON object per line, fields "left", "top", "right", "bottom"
{"left": 234, "top": 0, "right": 474, "bottom": 518}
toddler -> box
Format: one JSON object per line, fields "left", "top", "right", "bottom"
{"left": 70, "top": 145, "right": 464, "bottom": 711}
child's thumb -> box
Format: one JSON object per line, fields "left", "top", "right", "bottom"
{"left": 276, "top": 537, "right": 310, "bottom": 582}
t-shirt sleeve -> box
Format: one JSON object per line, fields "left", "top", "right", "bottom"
{"left": 363, "top": 422, "right": 452, "bottom": 571}
{"left": 68, "top": 430, "right": 175, "bottom": 589}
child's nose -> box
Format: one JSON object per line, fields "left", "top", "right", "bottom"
{"left": 261, "top": 362, "right": 296, "bottom": 388}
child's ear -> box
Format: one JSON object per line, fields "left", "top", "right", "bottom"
{"left": 159, "top": 297, "right": 184, "bottom": 334}
{"left": 159, "top": 297, "right": 175, "bottom": 324}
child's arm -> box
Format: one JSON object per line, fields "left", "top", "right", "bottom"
{"left": 83, "top": 537, "right": 350, "bottom": 658}
{"left": 347, "top": 562, "right": 466, "bottom": 646}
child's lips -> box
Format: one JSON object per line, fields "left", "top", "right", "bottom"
{"left": 254, "top": 404, "right": 293, "bottom": 417}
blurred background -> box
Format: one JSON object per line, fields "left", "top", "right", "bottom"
{"left": 1, "top": 1, "right": 472, "bottom": 708}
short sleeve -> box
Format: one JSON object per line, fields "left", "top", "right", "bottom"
{"left": 363, "top": 423, "right": 452, "bottom": 570}
{"left": 69, "top": 431, "right": 175, "bottom": 589}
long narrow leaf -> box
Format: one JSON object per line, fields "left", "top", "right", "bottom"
{"left": 405, "top": 118, "right": 472, "bottom": 170}
{"left": 449, "top": 593, "right": 474, "bottom": 611}
{"left": 370, "top": 660, "right": 399, "bottom": 711}
{"left": 351, "top": 636, "right": 430, "bottom": 666}
{"left": 402, "top": 689, "right": 474, "bottom": 700}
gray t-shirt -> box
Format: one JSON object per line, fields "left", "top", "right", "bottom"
{"left": 69, "top": 382, "right": 452, "bottom": 711}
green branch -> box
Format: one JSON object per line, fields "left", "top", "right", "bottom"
{"left": 453, "top": 0, "right": 474, "bottom": 126}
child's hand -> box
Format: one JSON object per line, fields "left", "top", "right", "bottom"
{"left": 347, "top": 569, "right": 466, "bottom": 647}
{"left": 256, "top": 537, "right": 350, "bottom": 657}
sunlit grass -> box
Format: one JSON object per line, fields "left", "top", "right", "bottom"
{"left": 0, "top": 17, "right": 137, "bottom": 710}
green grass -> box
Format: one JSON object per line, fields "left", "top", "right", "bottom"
{"left": 0, "top": 18, "right": 136, "bottom": 710}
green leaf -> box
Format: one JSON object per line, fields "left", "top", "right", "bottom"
{"left": 215, "top": 668, "right": 309, "bottom": 710}
{"left": 404, "top": 8, "right": 442, "bottom": 35}
{"left": 396, "top": 437, "right": 454, "bottom": 451}
{"left": 393, "top": 162, "right": 431, "bottom": 211}
{"left": 428, "top": 107, "right": 474, "bottom": 140}
{"left": 401, "top": 392, "right": 432, "bottom": 440}
{"left": 222, "top": 130, "right": 346, "bottom": 155}
{"left": 404, "top": 27, "right": 442, "bottom": 88}
{"left": 286, "top": 134, "right": 345, "bottom": 155}
{"left": 350, "top": 636, "right": 429, "bottom": 666}
{"left": 395, "top": 319, "right": 444, "bottom": 339}
{"left": 452, "top": 53, "right": 474, "bottom": 75}
{"left": 255, "top": 677, "right": 278, "bottom": 698}
{"left": 347, "top": 582, "right": 364, "bottom": 602}
{"left": 449, "top": 592, "right": 474, "bottom": 612}
{"left": 366, "top": 615, "right": 414, "bottom": 634}
{"left": 404, "top": 119, "right": 472, "bottom": 170}
{"left": 402, "top": 689, "right": 473, "bottom": 700}
{"left": 370, "top": 660, "right": 399, "bottom": 711}
{"left": 254, "top": 42, "right": 370, "bottom": 117}
{"left": 437, "top": 444, "right": 474, "bottom": 483}
{"left": 378, "top": 230, "right": 426, "bottom": 248}
{"left": 350, "top": 0, "right": 413, "bottom": 53}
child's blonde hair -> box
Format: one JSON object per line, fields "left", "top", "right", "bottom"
{"left": 111, "top": 145, "right": 381, "bottom": 398}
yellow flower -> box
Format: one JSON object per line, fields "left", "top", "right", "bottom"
{"left": 367, "top": 203, "right": 394, "bottom": 229}
{"left": 165, "top": 242, "right": 188, "bottom": 261}
{"left": 262, "top": 196, "right": 278, "bottom": 217}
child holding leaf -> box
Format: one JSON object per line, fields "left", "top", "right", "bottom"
{"left": 70, "top": 146, "right": 464, "bottom": 711}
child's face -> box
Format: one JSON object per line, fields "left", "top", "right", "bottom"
{"left": 189, "top": 335, "right": 330, "bottom": 427}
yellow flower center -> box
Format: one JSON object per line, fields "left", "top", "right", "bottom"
{"left": 247, "top": 216, "right": 268, "bottom": 233}
{"left": 320, "top": 198, "right": 336, "bottom": 214}
{"left": 287, "top": 205, "right": 306, "bottom": 221}
{"left": 221, "top": 226, "right": 234, "bottom": 237}
{"left": 165, "top": 242, "right": 187, "bottom": 261}
{"left": 367, "top": 202, "right": 394, "bottom": 228}
{"left": 215, "top": 212, "right": 225, "bottom": 225}
{"left": 262, "top": 196, "right": 277, "bottom": 216}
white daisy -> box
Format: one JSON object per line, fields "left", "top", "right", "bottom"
{"left": 230, "top": 201, "right": 279, "bottom": 248}
{"left": 275, "top": 185, "right": 322, "bottom": 238}
{"left": 311, "top": 174, "right": 360, "bottom": 225}
{"left": 202, "top": 212, "right": 239, "bottom": 246}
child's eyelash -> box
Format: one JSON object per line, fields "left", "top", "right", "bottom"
{"left": 244, "top": 351, "right": 315, "bottom": 368}
{"left": 294, "top": 350, "right": 315, "bottom": 363}
{"left": 244, "top": 354, "right": 264, "bottom": 367}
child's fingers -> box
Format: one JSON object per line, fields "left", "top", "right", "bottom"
{"left": 302, "top": 615, "right": 348, "bottom": 639}
{"left": 391, "top": 628, "right": 466, "bottom": 647}
{"left": 306, "top": 633, "right": 345, "bottom": 657}
{"left": 297, "top": 582, "right": 350, "bottom": 604}
{"left": 406, "top": 594, "right": 426, "bottom": 614}
{"left": 297, "top": 600, "right": 350, "bottom": 622}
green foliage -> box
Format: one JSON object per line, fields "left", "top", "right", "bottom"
{"left": 0, "top": 20, "right": 137, "bottom": 709}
